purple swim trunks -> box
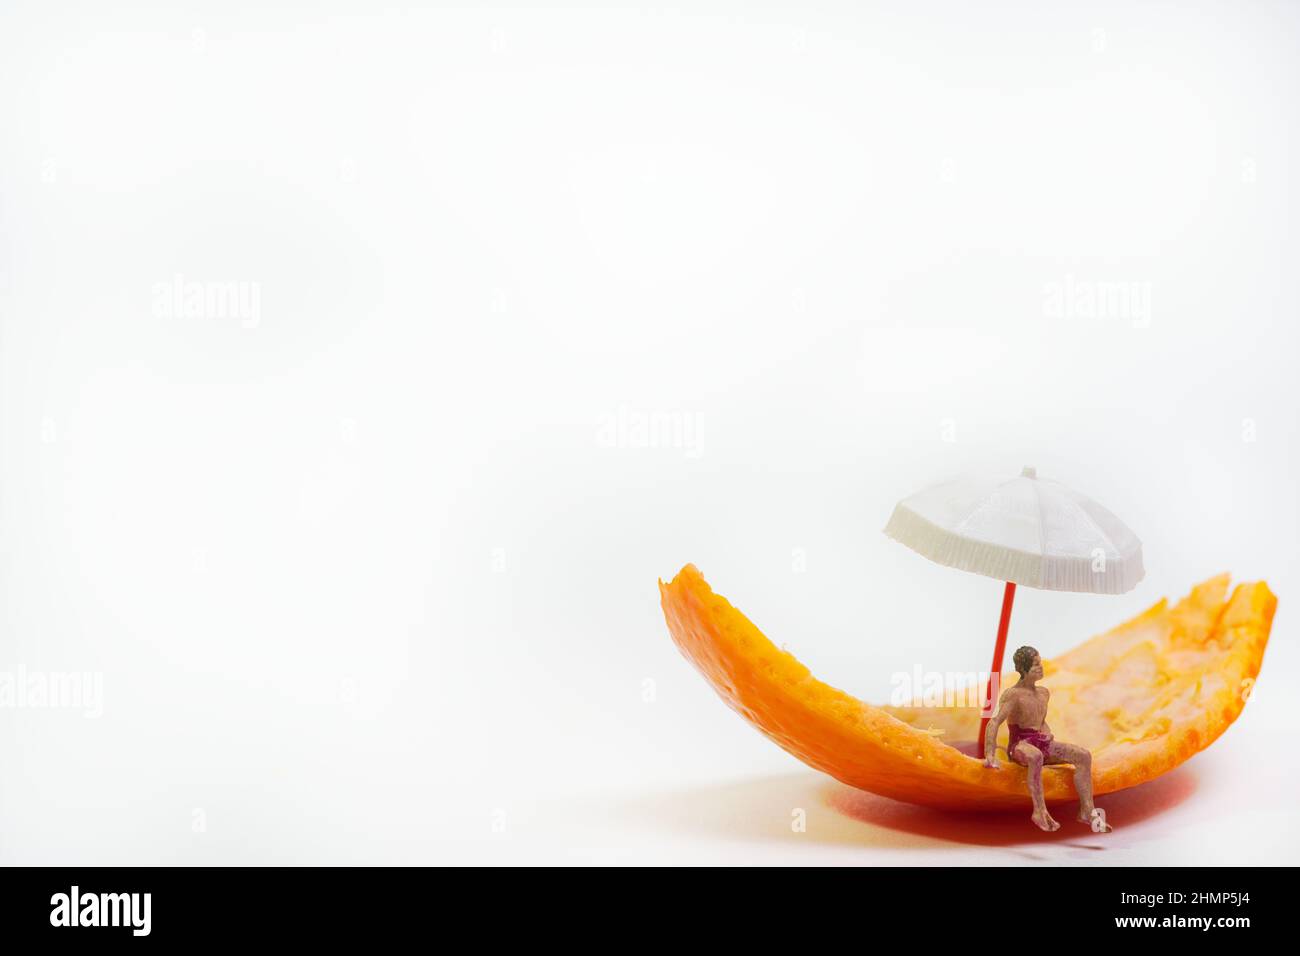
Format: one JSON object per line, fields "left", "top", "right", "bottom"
{"left": 1008, "top": 723, "right": 1054, "bottom": 761}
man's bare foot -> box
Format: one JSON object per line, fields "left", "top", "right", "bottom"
{"left": 1079, "top": 808, "right": 1112, "bottom": 832}
{"left": 1031, "top": 808, "right": 1060, "bottom": 832}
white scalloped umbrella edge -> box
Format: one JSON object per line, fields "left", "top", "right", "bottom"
{"left": 883, "top": 467, "right": 1144, "bottom": 595}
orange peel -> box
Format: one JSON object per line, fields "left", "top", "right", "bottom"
{"left": 659, "top": 565, "right": 1276, "bottom": 810}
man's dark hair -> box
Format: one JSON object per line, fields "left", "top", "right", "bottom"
{"left": 1013, "top": 645, "right": 1040, "bottom": 676}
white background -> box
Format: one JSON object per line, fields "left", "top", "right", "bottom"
{"left": 1, "top": 0, "right": 1296, "bottom": 865}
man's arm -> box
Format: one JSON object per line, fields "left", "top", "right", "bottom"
{"left": 983, "top": 696, "right": 1012, "bottom": 768}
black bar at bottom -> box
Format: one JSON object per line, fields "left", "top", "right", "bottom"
{"left": 0, "top": 866, "right": 1285, "bottom": 942}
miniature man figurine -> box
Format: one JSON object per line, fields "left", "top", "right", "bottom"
{"left": 983, "top": 645, "right": 1112, "bottom": 833}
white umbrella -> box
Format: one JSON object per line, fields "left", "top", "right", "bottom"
{"left": 884, "top": 466, "right": 1144, "bottom": 757}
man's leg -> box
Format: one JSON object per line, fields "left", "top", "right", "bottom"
{"left": 1014, "top": 742, "right": 1059, "bottom": 831}
{"left": 1047, "top": 740, "right": 1111, "bottom": 831}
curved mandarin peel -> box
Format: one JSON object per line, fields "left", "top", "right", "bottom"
{"left": 659, "top": 565, "right": 1275, "bottom": 810}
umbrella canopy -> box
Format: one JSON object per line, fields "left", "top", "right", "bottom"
{"left": 884, "top": 466, "right": 1143, "bottom": 595}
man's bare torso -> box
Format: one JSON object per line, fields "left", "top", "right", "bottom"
{"left": 1003, "top": 684, "right": 1050, "bottom": 731}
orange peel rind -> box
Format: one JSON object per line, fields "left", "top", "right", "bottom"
{"left": 659, "top": 565, "right": 1276, "bottom": 810}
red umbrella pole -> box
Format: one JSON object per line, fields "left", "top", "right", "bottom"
{"left": 978, "top": 582, "right": 1016, "bottom": 760}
